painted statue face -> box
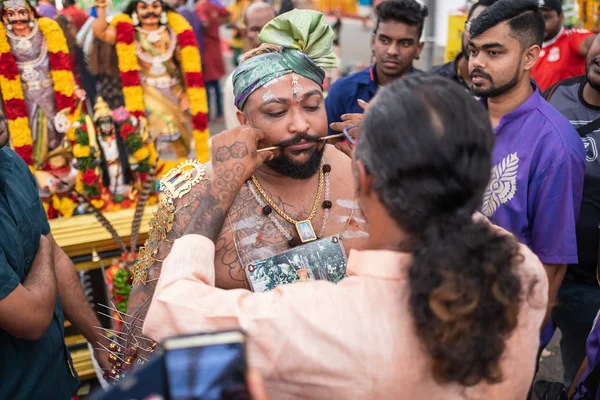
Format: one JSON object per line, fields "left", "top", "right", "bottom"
{"left": 97, "top": 117, "right": 115, "bottom": 138}
{"left": 136, "top": 0, "right": 162, "bottom": 28}
{"left": 3, "top": 3, "right": 34, "bottom": 36}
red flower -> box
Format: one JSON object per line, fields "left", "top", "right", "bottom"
{"left": 132, "top": 110, "right": 144, "bottom": 119}
{"left": 185, "top": 72, "right": 204, "bottom": 88}
{"left": 176, "top": 30, "right": 197, "bottom": 48}
{"left": 48, "top": 52, "right": 72, "bottom": 71}
{"left": 47, "top": 205, "right": 58, "bottom": 220}
{"left": 138, "top": 173, "right": 147, "bottom": 182}
{"left": 120, "top": 70, "right": 141, "bottom": 87}
{"left": 54, "top": 92, "right": 76, "bottom": 113}
{"left": 192, "top": 113, "right": 208, "bottom": 130}
{"left": 14, "top": 145, "right": 33, "bottom": 165}
{"left": 82, "top": 169, "right": 98, "bottom": 186}
{"left": 116, "top": 22, "right": 135, "bottom": 44}
{"left": 115, "top": 294, "right": 124, "bottom": 302}
{"left": 119, "top": 124, "right": 135, "bottom": 140}
{"left": 121, "top": 199, "right": 132, "bottom": 208}
{"left": 0, "top": 52, "right": 19, "bottom": 80}
{"left": 4, "top": 98, "right": 27, "bottom": 120}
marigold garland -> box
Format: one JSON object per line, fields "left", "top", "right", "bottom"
{"left": 0, "top": 18, "right": 77, "bottom": 168}
{"left": 111, "top": 12, "right": 209, "bottom": 162}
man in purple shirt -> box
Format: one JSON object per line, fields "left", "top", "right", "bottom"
{"left": 36, "top": 0, "right": 57, "bottom": 18}
{"left": 468, "top": 0, "right": 585, "bottom": 322}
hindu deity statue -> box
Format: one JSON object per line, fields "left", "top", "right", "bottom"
{"left": 91, "top": 0, "right": 210, "bottom": 162}
{"left": 0, "top": 0, "right": 85, "bottom": 216}
{"left": 93, "top": 97, "right": 133, "bottom": 201}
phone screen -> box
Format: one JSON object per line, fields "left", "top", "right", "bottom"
{"left": 163, "top": 332, "right": 249, "bottom": 400}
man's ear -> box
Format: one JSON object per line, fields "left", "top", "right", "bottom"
{"left": 236, "top": 110, "right": 248, "bottom": 126}
{"left": 523, "top": 44, "right": 541, "bottom": 71}
{"left": 354, "top": 159, "right": 373, "bottom": 198}
{"left": 415, "top": 40, "right": 425, "bottom": 60}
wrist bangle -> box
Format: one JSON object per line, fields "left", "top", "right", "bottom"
{"left": 94, "top": 2, "right": 107, "bottom": 7}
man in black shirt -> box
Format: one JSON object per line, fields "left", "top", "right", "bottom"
{"left": 430, "top": 0, "right": 498, "bottom": 88}
{"left": 544, "top": 34, "right": 600, "bottom": 389}
{"left": 0, "top": 110, "right": 111, "bottom": 397}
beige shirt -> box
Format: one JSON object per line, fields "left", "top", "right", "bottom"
{"left": 144, "top": 234, "right": 548, "bottom": 400}
{"left": 223, "top": 72, "right": 240, "bottom": 131}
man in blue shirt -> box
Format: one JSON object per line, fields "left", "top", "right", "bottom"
{"left": 0, "top": 111, "right": 111, "bottom": 398}
{"left": 468, "top": 0, "right": 585, "bottom": 328}
{"left": 325, "top": 0, "right": 427, "bottom": 134}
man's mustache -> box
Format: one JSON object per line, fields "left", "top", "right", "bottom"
{"left": 140, "top": 12, "right": 160, "bottom": 19}
{"left": 470, "top": 67, "right": 493, "bottom": 82}
{"left": 275, "top": 133, "right": 322, "bottom": 150}
{"left": 7, "top": 18, "right": 31, "bottom": 25}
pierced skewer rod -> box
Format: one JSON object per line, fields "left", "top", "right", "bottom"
{"left": 256, "top": 134, "right": 346, "bottom": 153}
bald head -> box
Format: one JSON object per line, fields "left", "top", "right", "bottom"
{"left": 244, "top": 2, "right": 277, "bottom": 49}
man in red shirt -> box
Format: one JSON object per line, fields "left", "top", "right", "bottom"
{"left": 59, "top": 0, "right": 88, "bottom": 31}
{"left": 532, "top": 0, "right": 596, "bottom": 91}
{"left": 195, "top": 0, "right": 229, "bottom": 123}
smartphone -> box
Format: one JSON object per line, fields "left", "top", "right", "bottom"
{"left": 163, "top": 330, "right": 249, "bottom": 400}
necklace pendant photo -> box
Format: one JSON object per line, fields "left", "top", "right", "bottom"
{"left": 295, "top": 220, "right": 317, "bottom": 243}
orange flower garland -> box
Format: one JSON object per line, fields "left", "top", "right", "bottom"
{"left": 111, "top": 12, "right": 209, "bottom": 162}
{"left": 0, "top": 18, "right": 77, "bottom": 170}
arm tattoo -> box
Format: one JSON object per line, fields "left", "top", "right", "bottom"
{"left": 213, "top": 142, "right": 249, "bottom": 163}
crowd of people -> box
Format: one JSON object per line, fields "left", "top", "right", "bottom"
{"left": 2, "top": 0, "right": 600, "bottom": 399}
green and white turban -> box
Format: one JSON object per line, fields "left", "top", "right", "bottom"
{"left": 232, "top": 9, "right": 338, "bottom": 110}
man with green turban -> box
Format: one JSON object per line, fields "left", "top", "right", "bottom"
{"left": 121, "top": 8, "right": 369, "bottom": 370}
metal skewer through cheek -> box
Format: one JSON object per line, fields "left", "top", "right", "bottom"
{"left": 256, "top": 133, "right": 345, "bottom": 153}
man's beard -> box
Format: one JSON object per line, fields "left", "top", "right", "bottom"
{"left": 265, "top": 133, "right": 325, "bottom": 180}
{"left": 471, "top": 66, "right": 520, "bottom": 98}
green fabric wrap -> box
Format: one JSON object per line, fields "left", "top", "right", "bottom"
{"left": 232, "top": 9, "right": 337, "bottom": 110}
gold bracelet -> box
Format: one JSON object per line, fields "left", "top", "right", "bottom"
{"left": 94, "top": 2, "right": 107, "bottom": 7}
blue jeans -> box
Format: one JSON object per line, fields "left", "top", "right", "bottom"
{"left": 205, "top": 80, "right": 223, "bottom": 118}
{"left": 553, "top": 280, "right": 600, "bottom": 389}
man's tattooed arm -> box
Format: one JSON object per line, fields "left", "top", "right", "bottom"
{"left": 123, "top": 127, "right": 273, "bottom": 358}
{"left": 184, "top": 130, "right": 270, "bottom": 241}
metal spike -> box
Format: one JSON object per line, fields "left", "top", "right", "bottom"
{"left": 96, "top": 343, "right": 125, "bottom": 362}
{"left": 94, "top": 326, "right": 126, "bottom": 338}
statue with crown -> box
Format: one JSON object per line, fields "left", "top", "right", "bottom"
{"left": 0, "top": 0, "right": 87, "bottom": 217}
{"left": 69, "top": 95, "right": 164, "bottom": 213}
{"left": 91, "top": 0, "right": 210, "bottom": 164}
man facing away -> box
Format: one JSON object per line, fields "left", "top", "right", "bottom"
{"left": 224, "top": 1, "right": 277, "bottom": 130}
{"left": 143, "top": 74, "right": 549, "bottom": 400}
{"left": 430, "top": 0, "right": 498, "bottom": 89}
{"left": 531, "top": 0, "right": 596, "bottom": 92}
{"left": 467, "top": 0, "right": 585, "bottom": 326}
{"left": 543, "top": 34, "right": 600, "bottom": 389}
{"left": 325, "top": 0, "right": 427, "bottom": 134}
{"left": 0, "top": 109, "right": 111, "bottom": 398}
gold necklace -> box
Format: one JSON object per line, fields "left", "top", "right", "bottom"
{"left": 250, "top": 168, "right": 324, "bottom": 243}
